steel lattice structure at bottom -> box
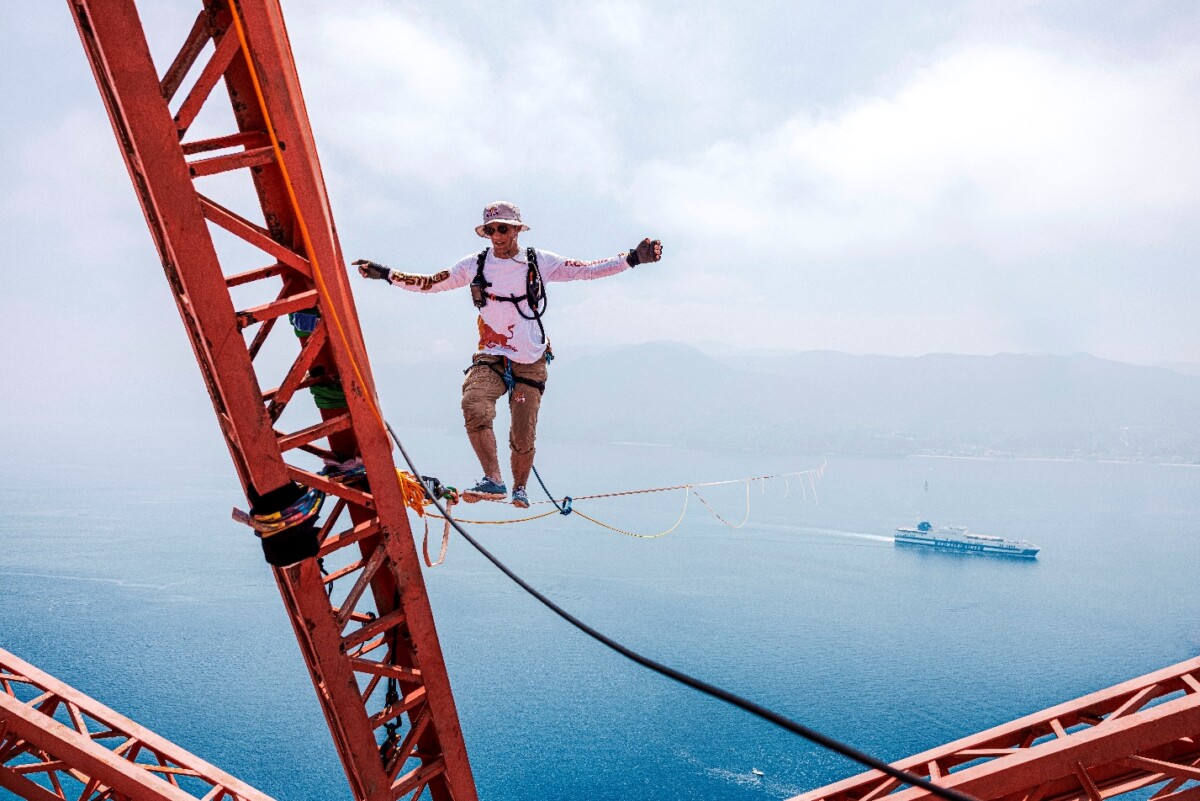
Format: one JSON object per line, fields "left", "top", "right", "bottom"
{"left": 792, "top": 657, "right": 1200, "bottom": 801}
{"left": 0, "top": 645, "right": 276, "bottom": 801}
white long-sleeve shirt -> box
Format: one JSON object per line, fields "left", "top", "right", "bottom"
{"left": 386, "top": 247, "right": 630, "bottom": 363}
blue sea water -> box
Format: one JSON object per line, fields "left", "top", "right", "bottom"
{"left": 2, "top": 428, "right": 1199, "bottom": 800}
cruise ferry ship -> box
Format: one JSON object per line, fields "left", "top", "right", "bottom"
{"left": 894, "top": 521, "right": 1040, "bottom": 558}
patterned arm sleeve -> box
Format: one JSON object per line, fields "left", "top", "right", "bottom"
{"left": 386, "top": 257, "right": 474, "bottom": 293}
{"left": 539, "top": 250, "right": 631, "bottom": 283}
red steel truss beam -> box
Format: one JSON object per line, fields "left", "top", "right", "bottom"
{"left": 67, "top": 2, "right": 477, "bottom": 800}
{"left": 791, "top": 657, "right": 1200, "bottom": 801}
{"left": 0, "top": 647, "right": 275, "bottom": 801}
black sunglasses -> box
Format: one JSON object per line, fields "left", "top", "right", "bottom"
{"left": 482, "top": 224, "right": 511, "bottom": 236}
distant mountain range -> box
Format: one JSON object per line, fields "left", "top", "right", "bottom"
{"left": 377, "top": 343, "right": 1200, "bottom": 462}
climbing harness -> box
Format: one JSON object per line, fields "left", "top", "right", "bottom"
{"left": 471, "top": 247, "right": 550, "bottom": 344}
{"left": 465, "top": 244, "right": 554, "bottom": 392}
{"left": 464, "top": 355, "right": 547, "bottom": 395}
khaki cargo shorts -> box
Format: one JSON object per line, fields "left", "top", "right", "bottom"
{"left": 461, "top": 354, "right": 549, "bottom": 455}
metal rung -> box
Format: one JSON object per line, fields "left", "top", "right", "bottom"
{"left": 183, "top": 130, "right": 271, "bottom": 157}
{"left": 276, "top": 412, "right": 351, "bottom": 453}
{"left": 226, "top": 262, "right": 286, "bottom": 288}
{"left": 236, "top": 288, "right": 319, "bottom": 328}
{"left": 189, "top": 145, "right": 276, "bottom": 178}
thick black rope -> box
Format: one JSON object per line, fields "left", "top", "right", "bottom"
{"left": 384, "top": 420, "right": 977, "bottom": 801}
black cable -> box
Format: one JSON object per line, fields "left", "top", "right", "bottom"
{"left": 384, "top": 420, "right": 978, "bottom": 801}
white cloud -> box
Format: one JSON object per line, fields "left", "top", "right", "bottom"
{"left": 634, "top": 41, "right": 1200, "bottom": 265}
{"left": 1, "top": 108, "right": 144, "bottom": 261}
{"left": 290, "top": 2, "right": 624, "bottom": 189}
{"left": 10, "top": 2, "right": 1199, "bottom": 363}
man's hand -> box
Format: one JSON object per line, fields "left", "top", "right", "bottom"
{"left": 626, "top": 238, "right": 663, "bottom": 267}
{"left": 354, "top": 259, "right": 392, "bottom": 281}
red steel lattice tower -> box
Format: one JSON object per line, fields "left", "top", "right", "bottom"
{"left": 0, "top": 646, "right": 279, "bottom": 801}
{"left": 791, "top": 658, "right": 1200, "bottom": 801}
{"left": 65, "top": 1, "right": 478, "bottom": 799}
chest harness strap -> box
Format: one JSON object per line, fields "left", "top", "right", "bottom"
{"left": 471, "top": 247, "right": 550, "bottom": 344}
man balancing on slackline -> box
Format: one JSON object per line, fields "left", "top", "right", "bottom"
{"left": 355, "top": 200, "right": 663, "bottom": 508}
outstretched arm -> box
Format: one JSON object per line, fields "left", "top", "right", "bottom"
{"left": 354, "top": 259, "right": 472, "bottom": 293}
{"left": 542, "top": 238, "right": 664, "bottom": 283}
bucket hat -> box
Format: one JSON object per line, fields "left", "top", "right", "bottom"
{"left": 475, "top": 201, "right": 530, "bottom": 237}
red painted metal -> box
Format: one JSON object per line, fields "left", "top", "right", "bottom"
{"left": 0, "top": 646, "right": 275, "bottom": 801}
{"left": 63, "top": 1, "right": 478, "bottom": 800}
{"left": 11, "top": 3, "right": 1190, "bottom": 801}
{"left": 791, "top": 657, "right": 1200, "bottom": 801}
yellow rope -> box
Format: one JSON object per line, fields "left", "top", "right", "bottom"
{"left": 569, "top": 488, "right": 691, "bottom": 539}
{"left": 427, "top": 509, "right": 560, "bottom": 526}
{"left": 394, "top": 470, "right": 431, "bottom": 516}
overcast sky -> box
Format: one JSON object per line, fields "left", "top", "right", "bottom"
{"left": 4, "top": 0, "right": 1200, "bottom": 393}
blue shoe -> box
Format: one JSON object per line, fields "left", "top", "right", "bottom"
{"left": 463, "top": 476, "right": 507, "bottom": 503}
{"left": 511, "top": 486, "right": 529, "bottom": 509}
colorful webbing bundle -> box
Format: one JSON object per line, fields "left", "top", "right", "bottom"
{"left": 232, "top": 486, "right": 325, "bottom": 535}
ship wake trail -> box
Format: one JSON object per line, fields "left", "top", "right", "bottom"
{"left": 0, "top": 570, "right": 186, "bottom": 591}
{"left": 761, "top": 524, "right": 893, "bottom": 543}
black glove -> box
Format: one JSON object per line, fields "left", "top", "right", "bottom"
{"left": 625, "top": 238, "right": 663, "bottom": 267}
{"left": 353, "top": 259, "right": 392, "bottom": 281}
